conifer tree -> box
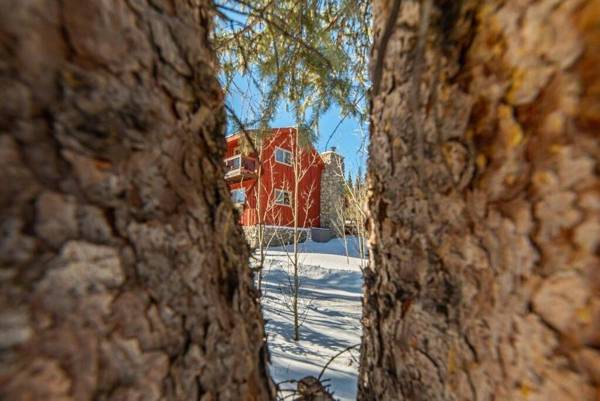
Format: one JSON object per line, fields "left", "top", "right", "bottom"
{"left": 213, "top": 0, "right": 371, "bottom": 132}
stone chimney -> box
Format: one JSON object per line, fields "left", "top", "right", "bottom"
{"left": 319, "top": 147, "right": 345, "bottom": 232}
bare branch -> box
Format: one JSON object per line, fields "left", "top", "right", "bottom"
{"left": 317, "top": 344, "right": 361, "bottom": 381}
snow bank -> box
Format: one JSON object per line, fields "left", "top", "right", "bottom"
{"left": 259, "top": 236, "right": 366, "bottom": 401}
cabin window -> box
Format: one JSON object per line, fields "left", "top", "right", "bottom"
{"left": 274, "top": 189, "right": 291, "bottom": 206}
{"left": 275, "top": 147, "right": 292, "bottom": 165}
{"left": 231, "top": 188, "right": 246, "bottom": 204}
{"left": 229, "top": 156, "right": 241, "bottom": 169}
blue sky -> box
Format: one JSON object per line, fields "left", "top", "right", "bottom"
{"left": 225, "top": 76, "right": 369, "bottom": 179}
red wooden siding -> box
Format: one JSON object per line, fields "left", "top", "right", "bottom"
{"left": 225, "top": 128, "right": 324, "bottom": 228}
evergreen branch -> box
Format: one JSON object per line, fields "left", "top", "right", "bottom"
{"left": 323, "top": 91, "right": 366, "bottom": 150}
{"left": 215, "top": 0, "right": 334, "bottom": 71}
{"left": 224, "top": 103, "right": 259, "bottom": 155}
{"left": 217, "top": 0, "right": 275, "bottom": 45}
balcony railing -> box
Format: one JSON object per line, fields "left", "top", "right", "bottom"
{"left": 224, "top": 155, "right": 257, "bottom": 181}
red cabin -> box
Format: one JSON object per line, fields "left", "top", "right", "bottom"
{"left": 225, "top": 127, "right": 325, "bottom": 228}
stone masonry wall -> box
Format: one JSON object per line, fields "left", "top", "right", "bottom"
{"left": 319, "top": 150, "right": 345, "bottom": 233}
{"left": 243, "top": 226, "right": 309, "bottom": 248}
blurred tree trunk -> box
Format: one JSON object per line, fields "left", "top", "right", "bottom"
{"left": 0, "top": 1, "right": 273, "bottom": 400}
{"left": 360, "top": 1, "right": 599, "bottom": 400}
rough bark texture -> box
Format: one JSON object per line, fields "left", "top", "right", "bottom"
{"left": 360, "top": 1, "right": 599, "bottom": 400}
{"left": 295, "top": 376, "right": 335, "bottom": 401}
{"left": 0, "top": 1, "right": 273, "bottom": 400}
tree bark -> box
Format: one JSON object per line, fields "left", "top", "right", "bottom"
{"left": 0, "top": 1, "right": 273, "bottom": 400}
{"left": 360, "top": 1, "right": 599, "bottom": 400}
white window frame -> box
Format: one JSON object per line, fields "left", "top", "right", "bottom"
{"left": 274, "top": 189, "right": 291, "bottom": 206}
{"left": 274, "top": 146, "right": 293, "bottom": 166}
{"left": 227, "top": 155, "right": 241, "bottom": 169}
{"left": 231, "top": 188, "right": 246, "bottom": 204}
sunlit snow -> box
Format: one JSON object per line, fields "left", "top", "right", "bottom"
{"left": 257, "top": 237, "right": 366, "bottom": 401}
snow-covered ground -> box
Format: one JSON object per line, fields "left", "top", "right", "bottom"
{"left": 258, "top": 237, "right": 366, "bottom": 401}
